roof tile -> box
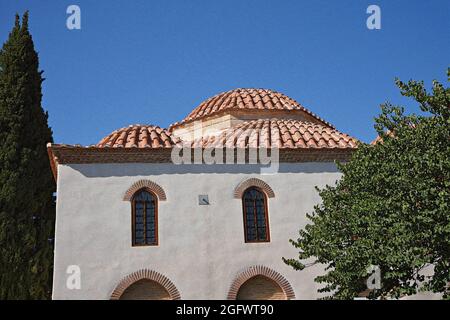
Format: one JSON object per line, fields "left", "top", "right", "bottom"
{"left": 97, "top": 125, "right": 181, "bottom": 148}
{"left": 173, "top": 88, "right": 334, "bottom": 128}
{"left": 189, "top": 119, "right": 358, "bottom": 149}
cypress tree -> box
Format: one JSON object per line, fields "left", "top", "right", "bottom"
{"left": 0, "top": 12, "right": 55, "bottom": 299}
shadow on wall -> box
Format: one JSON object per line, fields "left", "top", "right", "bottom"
{"left": 67, "top": 162, "right": 341, "bottom": 178}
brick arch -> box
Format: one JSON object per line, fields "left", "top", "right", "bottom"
{"left": 123, "top": 180, "right": 167, "bottom": 201}
{"left": 110, "top": 269, "right": 180, "bottom": 300}
{"left": 227, "top": 265, "right": 295, "bottom": 300}
{"left": 234, "top": 178, "right": 275, "bottom": 199}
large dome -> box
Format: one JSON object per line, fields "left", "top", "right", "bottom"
{"left": 172, "top": 88, "right": 333, "bottom": 128}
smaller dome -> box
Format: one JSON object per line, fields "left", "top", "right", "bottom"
{"left": 97, "top": 124, "right": 181, "bottom": 148}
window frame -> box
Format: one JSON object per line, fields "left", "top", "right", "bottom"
{"left": 241, "top": 186, "right": 271, "bottom": 243}
{"left": 131, "top": 188, "right": 159, "bottom": 247}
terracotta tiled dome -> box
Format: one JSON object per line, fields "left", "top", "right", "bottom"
{"left": 97, "top": 124, "right": 181, "bottom": 148}
{"left": 191, "top": 119, "right": 357, "bottom": 149}
{"left": 172, "top": 88, "right": 333, "bottom": 128}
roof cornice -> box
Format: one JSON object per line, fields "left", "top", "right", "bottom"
{"left": 47, "top": 143, "right": 356, "bottom": 181}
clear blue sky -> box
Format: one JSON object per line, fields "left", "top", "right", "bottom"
{"left": 1, "top": 0, "right": 449, "bottom": 144}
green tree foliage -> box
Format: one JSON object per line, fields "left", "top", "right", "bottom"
{"left": 284, "top": 70, "right": 450, "bottom": 299}
{"left": 0, "top": 12, "right": 55, "bottom": 299}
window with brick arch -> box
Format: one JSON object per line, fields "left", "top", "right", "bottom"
{"left": 132, "top": 189, "right": 158, "bottom": 246}
{"left": 242, "top": 187, "right": 270, "bottom": 242}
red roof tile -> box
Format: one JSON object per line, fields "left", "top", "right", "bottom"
{"left": 171, "top": 88, "right": 334, "bottom": 128}
{"left": 189, "top": 119, "right": 358, "bottom": 149}
{"left": 97, "top": 125, "right": 181, "bottom": 148}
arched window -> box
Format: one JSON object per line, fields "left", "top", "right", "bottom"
{"left": 242, "top": 187, "right": 270, "bottom": 242}
{"left": 227, "top": 265, "right": 296, "bottom": 300}
{"left": 132, "top": 189, "right": 158, "bottom": 246}
{"left": 236, "top": 275, "right": 285, "bottom": 300}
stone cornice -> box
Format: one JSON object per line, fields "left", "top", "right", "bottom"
{"left": 47, "top": 143, "right": 355, "bottom": 180}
